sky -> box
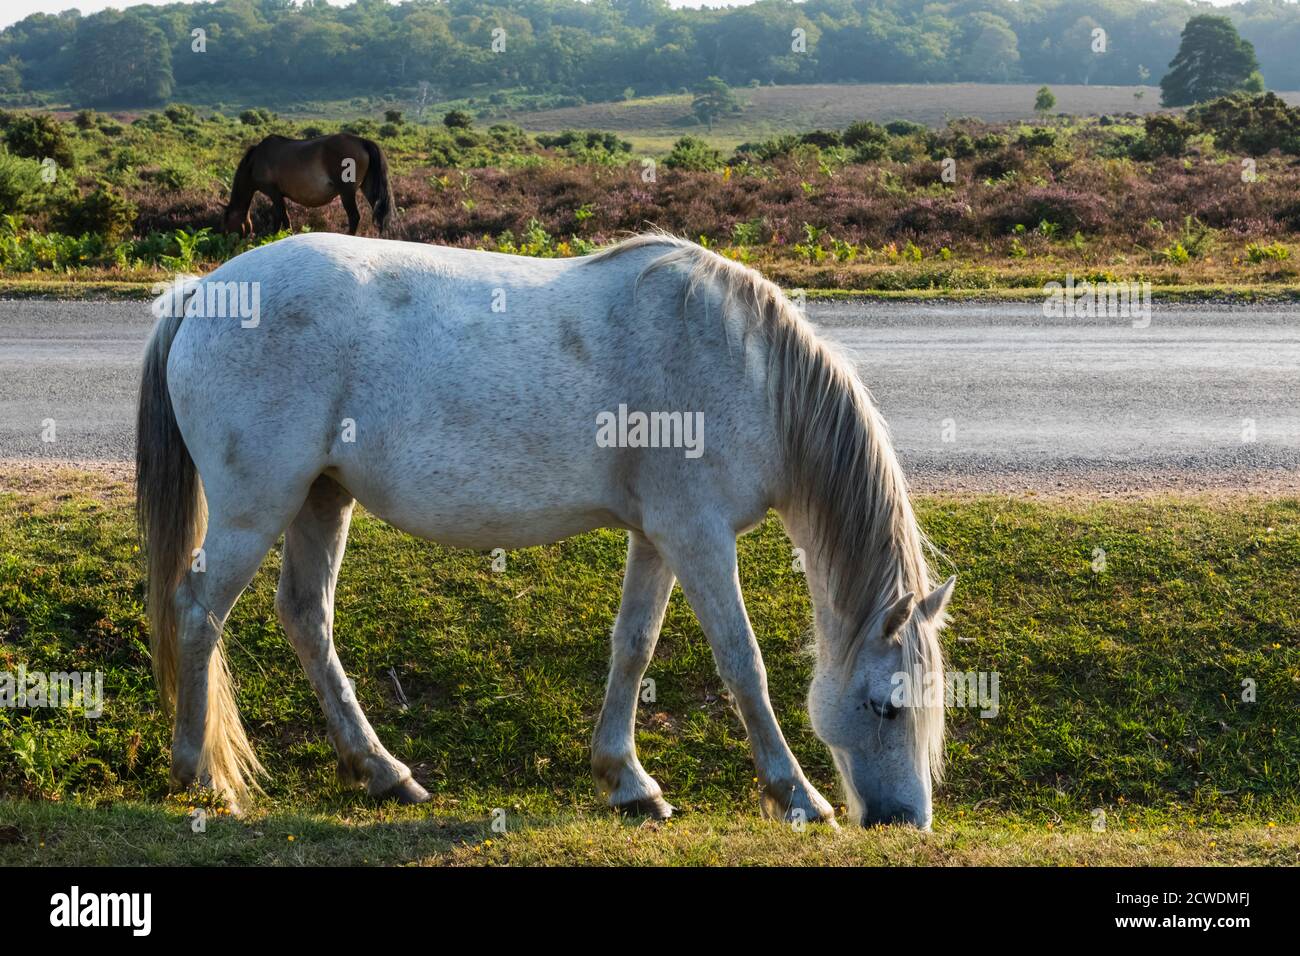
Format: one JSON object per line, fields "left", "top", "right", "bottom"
{"left": 0, "top": 0, "right": 1250, "bottom": 31}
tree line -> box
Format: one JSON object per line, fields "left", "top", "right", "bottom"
{"left": 2, "top": 0, "right": 1299, "bottom": 109}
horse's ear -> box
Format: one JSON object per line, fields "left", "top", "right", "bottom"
{"left": 880, "top": 591, "right": 915, "bottom": 640}
{"left": 918, "top": 575, "right": 956, "bottom": 623}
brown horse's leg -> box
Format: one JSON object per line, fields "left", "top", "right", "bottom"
{"left": 265, "top": 187, "right": 290, "bottom": 232}
{"left": 340, "top": 188, "right": 361, "bottom": 236}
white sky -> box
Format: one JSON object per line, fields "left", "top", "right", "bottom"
{"left": 0, "top": 0, "right": 1249, "bottom": 31}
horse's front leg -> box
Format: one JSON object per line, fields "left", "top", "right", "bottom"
{"left": 650, "top": 520, "right": 837, "bottom": 827}
{"left": 592, "top": 531, "right": 676, "bottom": 818}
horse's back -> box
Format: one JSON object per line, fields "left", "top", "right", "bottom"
{"left": 166, "top": 233, "right": 779, "bottom": 545}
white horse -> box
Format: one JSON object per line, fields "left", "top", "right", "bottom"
{"left": 136, "top": 231, "right": 955, "bottom": 827}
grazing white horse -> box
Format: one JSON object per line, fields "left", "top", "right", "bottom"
{"left": 137, "top": 231, "right": 955, "bottom": 827}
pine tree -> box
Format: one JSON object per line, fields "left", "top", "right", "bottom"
{"left": 1160, "top": 15, "right": 1261, "bottom": 107}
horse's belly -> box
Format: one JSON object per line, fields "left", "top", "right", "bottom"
{"left": 375, "top": 507, "right": 620, "bottom": 550}
{"left": 295, "top": 170, "right": 342, "bottom": 206}
{"left": 330, "top": 466, "right": 624, "bottom": 550}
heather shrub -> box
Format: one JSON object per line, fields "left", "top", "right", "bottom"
{"left": 54, "top": 181, "right": 137, "bottom": 241}
{"left": 0, "top": 149, "right": 45, "bottom": 215}
{"left": 1189, "top": 92, "right": 1300, "bottom": 156}
{"left": 884, "top": 120, "right": 927, "bottom": 137}
{"left": 536, "top": 130, "right": 631, "bottom": 162}
{"left": 799, "top": 129, "right": 841, "bottom": 149}
{"left": 1017, "top": 127, "right": 1057, "bottom": 150}
{"left": 1135, "top": 115, "right": 1196, "bottom": 159}
{"left": 6, "top": 105, "right": 1299, "bottom": 276}
{"left": 893, "top": 196, "right": 972, "bottom": 236}
{"left": 163, "top": 103, "right": 199, "bottom": 125}
{"left": 973, "top": 148, "right": 1025, "bottom": 181}
{"left": 0, "top": 111, "right": 75, "bottom": 168}
{"left": 664, "top": 136, "right": 724, "bottom": 171}
{"left": 843, "top": 121, "right": 889, "bottom": 161}
{"left": 991, "top": 185, "right": 1106, "bottom": 235}
{"left": 734, "top": 134, "right": 801, "bottom": 163}
{"left": 239, "top": 108, "right": 275, "bottom": 126}
{"left": 928, "top": 125, "right": 978, "bottom": 160}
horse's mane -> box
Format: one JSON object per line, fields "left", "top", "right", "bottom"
{"left": 589, "top": 232, "right": 946, "bottom": 780}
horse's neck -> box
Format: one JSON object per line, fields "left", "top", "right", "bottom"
{"left": 779, "top": 488, "right": 916, "bottom": 672}
{"left": 777, "top": 501, "right": 850, "bottom": 665}
{"left": 229, "top": 157, "right": 257, "bottom": 211}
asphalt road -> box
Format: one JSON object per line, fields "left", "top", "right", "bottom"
{"left": 2, "top": 299, "right": 1298, "bottom": 493}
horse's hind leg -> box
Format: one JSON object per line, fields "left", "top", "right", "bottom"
{"left": 339, "top": 187, "right": 361, "bottom": 235}
{"left": 275, "top": 476, "right": 428, "bottom": 803}
{"left": 171, "top": 514, "right": 284, "bottom": 801}
{"left": 265, "top": 186, "right": 290, "bottom": 231}
{"left": 591, "top": 531, "right": 676, "bottom": 818}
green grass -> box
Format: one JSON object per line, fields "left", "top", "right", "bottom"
{"left": 1, "top": 474, "right": 1298, "bottom": 864}
{"left": 505, "top": 84, "right": 1175, "bottom": 146}
{"left": 4, "top": 801, "right": 1296, "bottom": 866}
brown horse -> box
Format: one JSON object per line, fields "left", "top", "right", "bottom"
{"left": 222, "top": 133, "right": 391, "bottom": 237}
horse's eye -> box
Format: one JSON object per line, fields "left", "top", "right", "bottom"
{"left": 867, "top": 699, "right": 899, "bottom": 720}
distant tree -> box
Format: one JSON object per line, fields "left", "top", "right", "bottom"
{"left": 961, "top": 13, "right": 1020, "bottom": 82}
{"left": 2, "top": 0, "right": 1300, "bottom": 106}
{"left": 1061, "top": 16, "right": 1103, "bottom": 84}
{"left": 68, "top": 12, "right": 172, "bottom": 107}
{"left": 691, "top": 76, "right": 740, "bottom": 130}
{"left": 1160, "top": 15, "right": 1261, "bottom": 107}
{"left": 443, "top": 109, "right": 473, "bottom": 129}
{"left": 0, "top": 56, "right": 21, "bottom": 93}
{"left": 1034, "top": 86, "right": 1056, "bottom": 114}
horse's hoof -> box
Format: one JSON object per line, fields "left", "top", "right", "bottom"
{"left": 613, "top": 794, "right": 675, "bottom": 820}
{"left": 336, "top": 757, "right": 365, "bottom": 788}
{"left": 378, "top": 777, "right": 430, "bottom": 805}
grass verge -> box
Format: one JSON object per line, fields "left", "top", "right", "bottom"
{"left": 0, "top": 473, "right": 1297, "bottom": 864}
{"left": 3, "top": 801, "right": 1295, "bottom": 866}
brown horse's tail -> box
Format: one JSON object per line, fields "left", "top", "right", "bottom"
{"left": 361, "top": 138, "right": 392, "bottom": 234}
